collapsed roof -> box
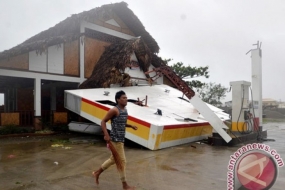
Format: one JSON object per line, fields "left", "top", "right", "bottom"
{"left": 79, "top": 38, "right": 166, "bottom": 89}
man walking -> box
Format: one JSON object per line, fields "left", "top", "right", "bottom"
{"left": 93, "top": 90, "right": 137, "bottom": 190}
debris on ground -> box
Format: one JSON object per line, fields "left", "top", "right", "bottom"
{"left": 174, "top": 147, "right": 184, "bottom": 149}
{"left": 51, "top": 144, "right": 64, "bottom": 147}
{"left": 8, "top": 154, "right": 15, "bottom": 158}
{"left": 51, "top": 144, "right": 72, "bottom": 150}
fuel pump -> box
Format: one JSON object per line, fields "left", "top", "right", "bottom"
{"left": 230, "top": 81, "right": 254, "bottom": 134}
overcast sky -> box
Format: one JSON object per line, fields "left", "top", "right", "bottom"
{"left": 1, "top": 0, "right": 285, "bottom": 105}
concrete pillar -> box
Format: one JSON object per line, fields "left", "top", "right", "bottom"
{"left": 4, "top": 89, "right": 8, "bottom": 112}
{"left": 5, "top": 88, "right": 10, "bottom": 112}
{"left": 34, "top": 77, "right": 42, "bottom": 130}
{"left": 79, "top": 24, "right": 85, "bottom": 83}
{"left": 251, "top": 48, "right": 263, "bottom": 129}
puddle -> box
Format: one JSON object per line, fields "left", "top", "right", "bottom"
{"left": 0, "top": 141, "right": 51, "bottom": 162}
{"left": 69, "top": 136, "right": 101, "bottom": 144}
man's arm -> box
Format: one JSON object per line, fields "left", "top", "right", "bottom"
{"left": 101, "top": 108, "right": 117, "bottom": 142}
{"left": 126, "top": 124, "right": 138, "bottom": 130}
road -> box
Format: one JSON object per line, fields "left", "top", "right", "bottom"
{"left": 0, "top": 122, "right": 284, "bottom": 190}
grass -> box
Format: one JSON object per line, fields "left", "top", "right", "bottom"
{"left": 51, "top": 124, "right": 69, "bottom": 132}
{"left": 0, "top": 125, "right": 34, "bottom": 135}
{"left": 49, "top": 139, "right": 70, "bottom": 144}
{"left": 263, "top": 118, "right": 285, "bottom": 123}
{"left": 0, "top": 124, "right": 70, "bottom": 135}
{"left": 35, "top": 129, "right": 54, "bottom": 134}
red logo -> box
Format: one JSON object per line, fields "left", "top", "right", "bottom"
{"left": 236, "top": 152, "right": 277, "bottom": 190}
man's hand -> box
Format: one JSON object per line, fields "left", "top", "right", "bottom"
{"left": 104, "top": 135, "right": 111, "bottom": 142}
{"left": 132, "top": 125, "right": 138, "bottom": 130}
{"left": 126, "top": 124, "right": 138, "bottom": 130}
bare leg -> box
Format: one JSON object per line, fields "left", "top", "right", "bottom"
{"left": 95, "top": 152, "right": 115, "bottom": 185}
{"left": 92, "top": 168, "right": 104, "bottom": 185}
{"left": 122, "top": 181, "right": 135, "bottom": 190}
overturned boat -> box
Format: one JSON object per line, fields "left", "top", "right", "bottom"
{"left": 65, "top": 84, "right": 231, "bottom": 150}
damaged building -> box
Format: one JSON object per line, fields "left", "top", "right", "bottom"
{"left": 0, "top": 2, "right": 173, "bottom": 129}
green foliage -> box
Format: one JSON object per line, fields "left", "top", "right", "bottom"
{"left": 163, "top": 59, "right": 228, "bottom": 106}
{"left": 49, "top": 139, "right": 70, "bottom": 144}
{"left": 263, "top": 118, "right": 285, "bottom": 123}
{"left": 185, "top": 80, "right": 206, "bottom": 90}
{"left": 38, "top": 117, "right": 51, "bottom": 128}
{"left": 52, "top": 124, "right": 69, "bottom": 132}
{"left": 164, "top": 59, "right": 209, "bottom": 89}
{"left": 198, "top": 82, "right": 228, "bottom": 106}
{"left": 169, "top": 62, "right": 209, "bottom": 79}
{"left": 0, "top": 125, "right": 33, "bottom": 135}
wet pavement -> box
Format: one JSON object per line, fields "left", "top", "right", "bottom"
{"left": 0, "top": 123, "right": 285, "bottom": 190}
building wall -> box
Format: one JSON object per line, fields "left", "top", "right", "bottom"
{"left": 29, "top": 50, "right": 47, "bottom": 72}
{"left": 263, "top": 101, "right": 277, "bottom": 106}
{"left": 1, "top": 40, "right": 80, "bottom": 77}
{"left": 48, "top": 44, "right": 64, "bottom": 74}
{"left": 0, "top": 13, "right": 141, "bottom": 127}
{"left": 29, "top": 44, "right": 64, "bottom": 74}
{"left": 0, "top": 21, "right": 137, "bottom": 115}
{"left": 64, "top": 40, "right": 79, "bottom": 76}
{"left": 0, "top": 53, "right": 29, "bottom": 70}
{"left": 1, "top": 113, "right": 19, "bottom": 126}
{"left": 84, "top": 37, "right": 111, "bottom": 78}
{"left": 0, "top": 15, "right": 135, "bottom": 78}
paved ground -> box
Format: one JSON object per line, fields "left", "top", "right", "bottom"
{"left": 0, "top": 122, "right": 284, "bottom": 190}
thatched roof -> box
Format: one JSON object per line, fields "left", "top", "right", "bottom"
{"left": 79, "top": 38, "right": 166, "bottom": 89}
{"left": 0, "top": 2, "right": 159, "bottom": 60}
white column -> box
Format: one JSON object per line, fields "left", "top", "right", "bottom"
{"left": 50, "top": 86, "right": 56, "bottom": 111}
{"left": 34, "top": 77, "right": 41, "bottom": 116}
{"left": 251, "top": 48, "right": 263, "bottom": 127}
{"left": 80, "top": 22, "right": 85, "bottom": 83}
{"left": 4, "top": 89, "right": 8, "bottom": 112}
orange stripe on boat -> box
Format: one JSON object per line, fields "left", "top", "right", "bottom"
{"left": 128, "top": 116, "right": 151, "bottom": 128}
{"left": 161, "top": 125, "right": 212, "bottom": 142}
{"left": 82, "top": 98, "right": 150, "bottom": 127}
{"left": 164, "top": 122, "right": 209, "bottom": 130}
{"left": 82, "top": 98, "right": 110, "bottom": 111}
{"left": 81, "top": 99, "right": 151, "bottom": 140}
